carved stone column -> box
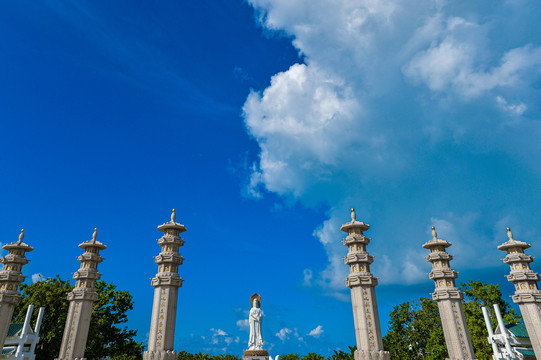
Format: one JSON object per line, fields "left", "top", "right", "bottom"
{"left": 341, "top": 208, "right": 390, "bottom": 360}
{"left": 0, "top": 229, "right": 33, "bottom": 349}
{"left": 423, "top": 226, "right": 476, "bottom": 360}
{"left": 143, "top": 209, "right": 185, "bottom": 360}
{"left": 498, "top": 227, "right": 541, "bottom": 358}
{"left": 56, "top": 228, "right": 106, "bottom": 360}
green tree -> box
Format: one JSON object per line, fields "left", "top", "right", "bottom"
{"left": 13, "top": 276, "right": 71, "bottom": 360}
{"left": 460, "top": 280, "right": 521, "bottom": 360}
{"left": 177, "top": 351, "right": 212, "bottom": 360}
{"left": 383, "top": 298, "right": 447, "bottom": 360}
{"left": 383, "top": 281, "right": 521, "bottom": 360}
{"left": 329, "top": 346, "right": 355, "bottom": 360}
{"left": 301, "top": 353, "right": 326, "bottom": 360}
{"left": 211, "top": 354, "right": 240, "bottom": 360}
{"left": 13, "top": 276, "right": 144, "bottom": 360}
{"left": 279, "top": 354, "right": 301, "bottom": 360}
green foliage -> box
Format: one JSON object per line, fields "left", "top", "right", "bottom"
{"left": 329, "top": 346, "right": 355, "bottom": 360}
{"left": 383, "top": 297, "right": 447, "bottom": 360}
{"left": 301, "top": 353, "right": 326, "bottom": 360}
{"left": 176, "top": 351, "right": 213, "bottom": 360}
{"left": 176, "top": 352, "right": 241, "bottom": 360}
{"left": 424, "top": 325, "right": 447, "bottom": 360}
{"left": 13, "top": 276, "right": 144, "bottom": 360}
{"left": 279, "top": 354, "right": 301, "bottom": 360}
{"left": 211, "top": 354, "right": 241, "bottom": 360}
{"left": 383, "top": 281, "right": 522, "bottom": 360}
{"left": 460, "top": 280, "right": 521, "bottom": 360}
{"left": 85, "top": 281, "right": 145, "bottom": 359}
{"left": 13, "top": 276, "right": 71, "bottom": 360}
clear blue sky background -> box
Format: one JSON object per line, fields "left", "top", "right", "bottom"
{"left": 1, "top": 0, "right": 540, "bottom": 356}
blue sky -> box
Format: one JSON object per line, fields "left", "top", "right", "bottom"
{"left": 1, "top": 0, "right": 540, "bottom": 356}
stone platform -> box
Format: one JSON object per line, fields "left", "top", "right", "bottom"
{"left": 243, "top": 350, "right": 269, "bottom": 360}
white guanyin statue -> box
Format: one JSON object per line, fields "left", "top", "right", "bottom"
{"left": 248, "top": 294, "right": 263, "bottom": 350}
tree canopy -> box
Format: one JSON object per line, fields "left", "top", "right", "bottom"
{"left": 383, "top": 281, "right": 521, "bottom": 360}
{"left": 13, "top": 276, "right": 144, "bottom": 360}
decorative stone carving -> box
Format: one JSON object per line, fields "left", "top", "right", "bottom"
{"left": 142, "top": 350, "right": 177, "bottom": 360}
{"left": 56, "top": 228, "right": 106, "bottom": 360}
{"left": 498, "top": 227, "right": 541, "bottom": 358}
{"left": 143, "top": 209, "right": 186, "bottom": 360}
{"left": 340, "top": 209, "right": 390, "bottom": 360}
{"left": 423, "top": 226, "right": 476, "bottom": 360}
{"left": 0, "top": 229, "right": 33, "bottom": 349}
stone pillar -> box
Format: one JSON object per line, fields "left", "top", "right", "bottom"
{"left": 423, "top": 226, "right": 476, "bottom": 360}
{"left": 143, "top": 209, "right": 185, "bottom": 360}
{"left": 341, "top": 208, "right": 390, "bottom": 360}
{"left": 0, "top": 229, "right": 33, "bottom": 349}
{"left": 56, "top": 228, "right": 106, "bottom": 360}
{"left": 498, "top": 227, "right": 541, "bottom": 358}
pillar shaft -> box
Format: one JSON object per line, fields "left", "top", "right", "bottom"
{"left": 0, "top": 303, "right": 16, "bottom": 347}
{"left": 56, "top": 229, "right": 106, "bottom": 360}
{"left": 518, "top": 302, "right": 541, "bottom": 355}
{"left": 143, "top": 210, "right": 185, "bottom": 360}
{"left": 148, "top": 286, "right": 179, "bottom": 350}
{"left": 437, "top": 299, "right": 474, "bottom": 358}
{"left": 350, "top": 286, "right": 384, "bottom": 351}
{"left": 58, "top": 298, "right": 95, "bottom": 359}
{"left": 423, "top": 228, "right": 476, "bottom": 360}
{"left": 341, "top": 209, "right": 390, "bottom": 360}
{"left": 498, "top": 228, "right": 541, "bottom": 358}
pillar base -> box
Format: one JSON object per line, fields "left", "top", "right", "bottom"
{"left": 143, "top": 350, "right": 177, "bottom": 360}
{"left": 243, "top": 349, "right": 269, "bottom": 360}
{"left": 354, "top": 349, "right": 390, "bottom": 360}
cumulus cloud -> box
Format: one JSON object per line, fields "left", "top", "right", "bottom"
{"left": 244, "top": 63, "right": 363, "bottom": 198}
{"left": 244, "top": 0, "right": 541, "bottom": 294}
{"left": 236, "top": 319, "right": 249, "bottom": 330}
{"left": 404, "top": 18, "right": 541, "bottom": 98}
{"left": 276, "top": 328, "right": 292, "bottom": 341}
{"left": 210, "top": 328, "right": 234, "bottom": 346}
{"left": 31, "top": 273, "right": 43, "bottom": 283}
{"left": 307, "top": 325, "right": 324, "bottom": 338}
{"left": 311, "top": 214, "right": 349, "bottom": 299}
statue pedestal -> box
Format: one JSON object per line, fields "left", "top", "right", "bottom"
{"left": 243, "top": 350, "right": 268, "bottom": 360}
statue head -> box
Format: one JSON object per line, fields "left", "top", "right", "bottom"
{"left": 250, "top": 293, "right": 261, "bottom": 308}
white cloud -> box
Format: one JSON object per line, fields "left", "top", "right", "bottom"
{"left": 211, "top": 328, "right": 227, "bottom": 336}
{"left": 31, "top": 273, "right": 43, "bottom": 283}
{"left": 210, "top": 328, "right": 228, "bottom": 345}
{"left": 307, "top": 325, "right": 324, "bottom": 338}
{"left": 244, "top": 63, "right": 363, "bottom": 199}
{"left": 276, "top": 328, "right": 292, "bottom": 341}
{"left": 244, "top": 0, "right": 541, "bottom": 296}
{"left": 312, "top": 214, "right": 349, "bottom": 298}
{"left": 404, "top": 18, "right": 541, "bottom": 98}
{"left": 496, "top": 96, "right": 527, "bottom": 116}
{"left": 302, "top": 268, "right": 313, "bottom": 286}
{"left": 427, "top": 213, "right": 510, "bottom": 270}
{"left": 236, "top": 319, "right": 249, "bottom": 330}
{"left": 218, "top": 330, "right": 227, "bottom": 336}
